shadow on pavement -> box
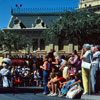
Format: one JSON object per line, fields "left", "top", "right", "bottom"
{"left": 0, "top": 87, "right": 43, "bottom": 94}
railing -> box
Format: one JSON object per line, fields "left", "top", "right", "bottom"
{"left": 11, "top": 7, "right": 77, "bottom": 15}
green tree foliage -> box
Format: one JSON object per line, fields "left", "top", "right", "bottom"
{"left": 43, "top": 11, "right": 100, "bottom": 47}
{"left": 0, "top": 30, "right": 31, "bottom": 54}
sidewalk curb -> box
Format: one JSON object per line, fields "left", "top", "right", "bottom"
{"left": 81, "top": 95, "right": 100, "bottom": 100}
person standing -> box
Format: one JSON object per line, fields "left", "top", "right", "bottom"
{"left": 52, "top": 52, "right": 61, "bottom": 72}
{"left": 68, "top": 50, "right": 81, "bottom": 72}
{"left": 40, "top": 55, "right": 51, "bottom": 95}
{"left": 0, "top": 58, "right": 12, "bottom": 87}
{"left": 59, "top": 55, "right": 68, "bottom": 79}
{"left": 80, "top": 44, "right": 92, "bottom": 95}
{"left": 90, "top": 45, "right": 100, "bottom": 94}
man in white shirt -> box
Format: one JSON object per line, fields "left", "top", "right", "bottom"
{"left": 90, "top": 45, "right": 100, "bottom": 94}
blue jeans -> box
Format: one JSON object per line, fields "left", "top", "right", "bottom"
{"left": 43, "top": 70, "right": 49, "bottom": 93}
{"left": 61, "top": 80, "right": 75, "bottom": 94}
{"left": 90, "top": 64, "right": 99, "bottom": 94}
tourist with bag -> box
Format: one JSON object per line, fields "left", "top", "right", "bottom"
{"left": 80, "top": 44, "right": 93, "bottom": 95}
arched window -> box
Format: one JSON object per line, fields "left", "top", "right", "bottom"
{"left": 14, "top": 18, "right": 19, "bottom": 24}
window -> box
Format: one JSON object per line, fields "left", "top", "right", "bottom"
{"left": 14, "top": 19, "right": 19, "bottom": 24}
{"left": 35, "top": 17, "right": 42, "bottom": 24}
{"left": 58, "top": 41, "right": 64, "bottom": 50}
{"left": 89, "top": 4, "right": 91, "bottom": 7}
{"left": 33, "top": 39, "right": 38, "bottom": 50}
{"left": 36, "top": 18, "right": 41, "bottom": 24}
{"left": 85, "top": 4, "right": 87, "bottom": 7}
{"left": 40, "top": 39, "right": 45, "bottom": 50}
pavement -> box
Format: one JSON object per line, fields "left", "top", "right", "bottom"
{"left": 81, "top": 94, "right": 100, "bottom": 100}
{"left": 0, "top": 87, "right": 100, "bottom": 100}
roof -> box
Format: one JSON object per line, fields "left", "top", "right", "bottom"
{"left": 7, "top": 8, "right": 66, "bottom": 29}
{"left": 7, "top": 7, "right": 77, "bottom": 29}
{"left": 8, "top": 13, "right": 61, "bottom": 29}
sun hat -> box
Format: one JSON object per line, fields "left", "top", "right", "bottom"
{"left": 2, "top": 58, "right": 12, "bottom": 66}
{"left": 83, "top": 44, "right": 91, "bottom": 50}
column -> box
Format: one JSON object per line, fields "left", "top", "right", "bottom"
{"left": 45, "top": 45, "right": 50, "bottom": 53}
{"left": 64, "top": 45, "right": 69, "bottom": 53}
{"left": 68, "top": 44, "right": 73, "bottom": 53}
{"left": 74, "top": 45, "right": 78, "bottom": 52}
{"left": 50, "top": 44, "right": 54, "bottom": 50}
{"left": 54, "top": 45, "right": 58, "bottom": 52}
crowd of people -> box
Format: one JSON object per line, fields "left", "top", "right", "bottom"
{"left": 39, "top": 44, "right": 100, "bottom": 98}
{"left": 39, "top": 49, "right": 82, "bottom": 98}
{"left": 0, "top": 44, "right": 100, "bottom": 99}
{"left": 0, "top": 56, "right": 43, "bottom": 87}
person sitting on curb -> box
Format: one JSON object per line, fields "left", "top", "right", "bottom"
{"left": 47, "top": 72, "right": 66, "bottom": 96}
{"left": 60, "top": 72, "right": 82, "bottom": 97}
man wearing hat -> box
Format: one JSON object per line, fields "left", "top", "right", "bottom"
{"left": 0, "top": 58, "right": 12, "bottom": 87}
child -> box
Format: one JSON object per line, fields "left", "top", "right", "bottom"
{"left": 48, "top": 72, "right": 66, "bottom": 96}
{"left": 60, "top": 72, "right": 82, "bottom": 97}
{"left": 47, "top": 72, "right": 56, "bottom": 96}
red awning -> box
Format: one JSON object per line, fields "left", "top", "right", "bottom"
{"left": 11, "top": 59, "right": 25, "bottom": 66}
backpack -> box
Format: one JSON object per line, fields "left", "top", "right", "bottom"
{"left": 66, "top": 85, "right": 83, "bottom": 99}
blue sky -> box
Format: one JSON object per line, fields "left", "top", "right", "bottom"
{"left": 0, "top": 0, "right": 79, "bottom": 29}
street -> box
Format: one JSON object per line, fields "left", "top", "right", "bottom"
{"left": 0, "top": 93, "right": 100, "bottom": 100}
{"left": 0, "top": 93, "right": 78, "bottom": 100}
{"left": 0, "top": 87, "right": 100, "bottom": 100}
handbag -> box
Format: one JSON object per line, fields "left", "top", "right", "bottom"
{"left": 81, "top": 55, "right": 92, "bottom": 69}
{"left": 81, "top": 61, "right": 91, "bottom": 69}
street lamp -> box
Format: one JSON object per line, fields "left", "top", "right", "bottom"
{"left": 16, "top": 4, "right": 22, "bottom": 13}
{"left": 16, "top": 4, "right": 22, "bottom": 8}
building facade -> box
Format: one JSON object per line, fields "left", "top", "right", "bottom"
{"left": 79, "top": 0, "right": 100, "bottom": 13}
{"left": 4, "top": 8, "right": 78, "bottom": 55}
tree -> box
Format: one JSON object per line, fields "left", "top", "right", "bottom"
{"left": 43, "top": 11, "right": 100, "bottom": 48}
{"left": 0, "top": 30, "right": 31, "bottom": 54}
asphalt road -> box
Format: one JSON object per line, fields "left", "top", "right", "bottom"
{"left": 0, "top": 87, "right": 99, "bottom": 100}
{"left": 0, "top": 93, "right": 82, "bottom": 100}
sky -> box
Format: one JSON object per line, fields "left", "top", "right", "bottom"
{"left": 0, "top": 0, "right": 79, "bottom": 29}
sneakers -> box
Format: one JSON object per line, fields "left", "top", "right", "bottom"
{"left": 58, "top": 91, "right": 63, "bottom": 97}
{"left": 58, "top": 94, "right": 63, "bottom": 97}
{"left": 43, "top": 92, "right": 48, "bottom": 95}
{"left": 83, "top": 92, "right": 88, "bottom": 95}
{"left": 50, "top": 93, "right": 57, "bottom": 96}
{"left": 47, "top": 92, "right": 53, "bottom": 96}
{"left": 65, "top": 95, "right": 69, "bottom": 98}
{"left": 47, "top": 92, "right": 57, "bottom": 96}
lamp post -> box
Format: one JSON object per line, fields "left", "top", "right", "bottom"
{"left": 15, "top": 4, "right": 22, "bottom": 13}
